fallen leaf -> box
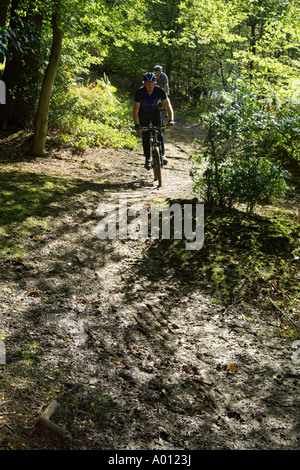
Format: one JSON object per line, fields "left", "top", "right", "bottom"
{"left": 226, "top": 364, "right": 238, "bottom": 373}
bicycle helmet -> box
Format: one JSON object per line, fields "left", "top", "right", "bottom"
{"left": 154, "top": 65, "right": 163, "bottom": 71}
{"left": 143, "top": 72, "right": 157, "bottom": 82}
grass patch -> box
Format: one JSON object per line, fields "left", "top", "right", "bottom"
{"left": 0, "top": 171, "right": 78, "bottom": 260}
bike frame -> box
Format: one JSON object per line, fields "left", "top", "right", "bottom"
{"left": 142, "top": 125, "right": 166, "bottom": 166}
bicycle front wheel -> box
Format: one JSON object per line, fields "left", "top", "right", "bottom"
{"left": 153, "top": 145, "right": 162, "bottom": 187}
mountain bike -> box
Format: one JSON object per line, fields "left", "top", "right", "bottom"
{"left": 142, "top": 125, "right": 166, "bottom": 188}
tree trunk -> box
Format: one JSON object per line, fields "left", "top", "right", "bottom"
{"left": 31, "top": 0, "right": 63, "bottom": 156}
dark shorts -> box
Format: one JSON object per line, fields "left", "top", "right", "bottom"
{"left": 138, "top": 108, "right": 164, "bottom": 159}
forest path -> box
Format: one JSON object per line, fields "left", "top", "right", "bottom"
{"left": 0, "top": 118, "right": 299, "bottom": 451}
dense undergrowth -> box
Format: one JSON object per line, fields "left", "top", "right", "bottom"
{"left": 49, "top": 77, "right": 137, "bottom": 151}
{"left": 190, "top": 86, "right": 300, "bottom": 215}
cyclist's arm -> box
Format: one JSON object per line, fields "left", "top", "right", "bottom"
{"left": 133, "top": 101, "right": 143, "bottom": 132}
{"left": 133, "top": 101, "right": 140, "bottom": 125}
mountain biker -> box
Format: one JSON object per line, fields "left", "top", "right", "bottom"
{"left": 154, "top": 65, "right": 169, "bottom": 95}
{"left": 133, "top": 72, "right": 174, "bottom": 170}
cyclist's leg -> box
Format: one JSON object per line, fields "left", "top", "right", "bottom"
{"left": 153, "top": 109, "right": 167, "bottom": 163}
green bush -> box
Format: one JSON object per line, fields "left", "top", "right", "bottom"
{"left": 50, "top": 76, "right": 137, "bottom": 150}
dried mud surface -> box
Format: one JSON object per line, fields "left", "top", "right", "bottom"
{"left": 0, "top": 119, "right": 299, "bottom": 451}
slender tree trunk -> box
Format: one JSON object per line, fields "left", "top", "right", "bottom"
{"left": 31, "top": 0, "right": 63, "bottom": 156}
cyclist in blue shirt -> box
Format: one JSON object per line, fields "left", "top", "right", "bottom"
{"left": 133, "top": 72, "right": 174, "bottom": 170}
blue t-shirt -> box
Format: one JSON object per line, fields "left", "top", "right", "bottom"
{"left": 134, "top": 85, "right": 167, "bottom": 112}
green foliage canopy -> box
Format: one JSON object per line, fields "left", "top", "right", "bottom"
{"left": 1, "top": 0, "right": 299, "bottom": 152}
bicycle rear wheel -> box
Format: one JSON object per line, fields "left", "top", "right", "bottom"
{"left": 152, "top": 145, "right": 162, "bottom": 187}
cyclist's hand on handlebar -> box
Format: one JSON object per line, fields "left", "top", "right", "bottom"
{"left": 135, "top": 123, "right": 142, "bottom": 133}
{"left": 167, "top": 120, "right": 175, "bottom": 129}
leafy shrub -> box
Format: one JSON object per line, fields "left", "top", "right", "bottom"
{"left": 191, "top": 85, "right": 295, "bottom": 212}
{"left": 50, "top": 76, "right": 137, "bottom": 150}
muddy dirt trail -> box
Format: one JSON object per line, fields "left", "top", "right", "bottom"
{"left": 0, "top": 119, "right": 299, "bottom": 451}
